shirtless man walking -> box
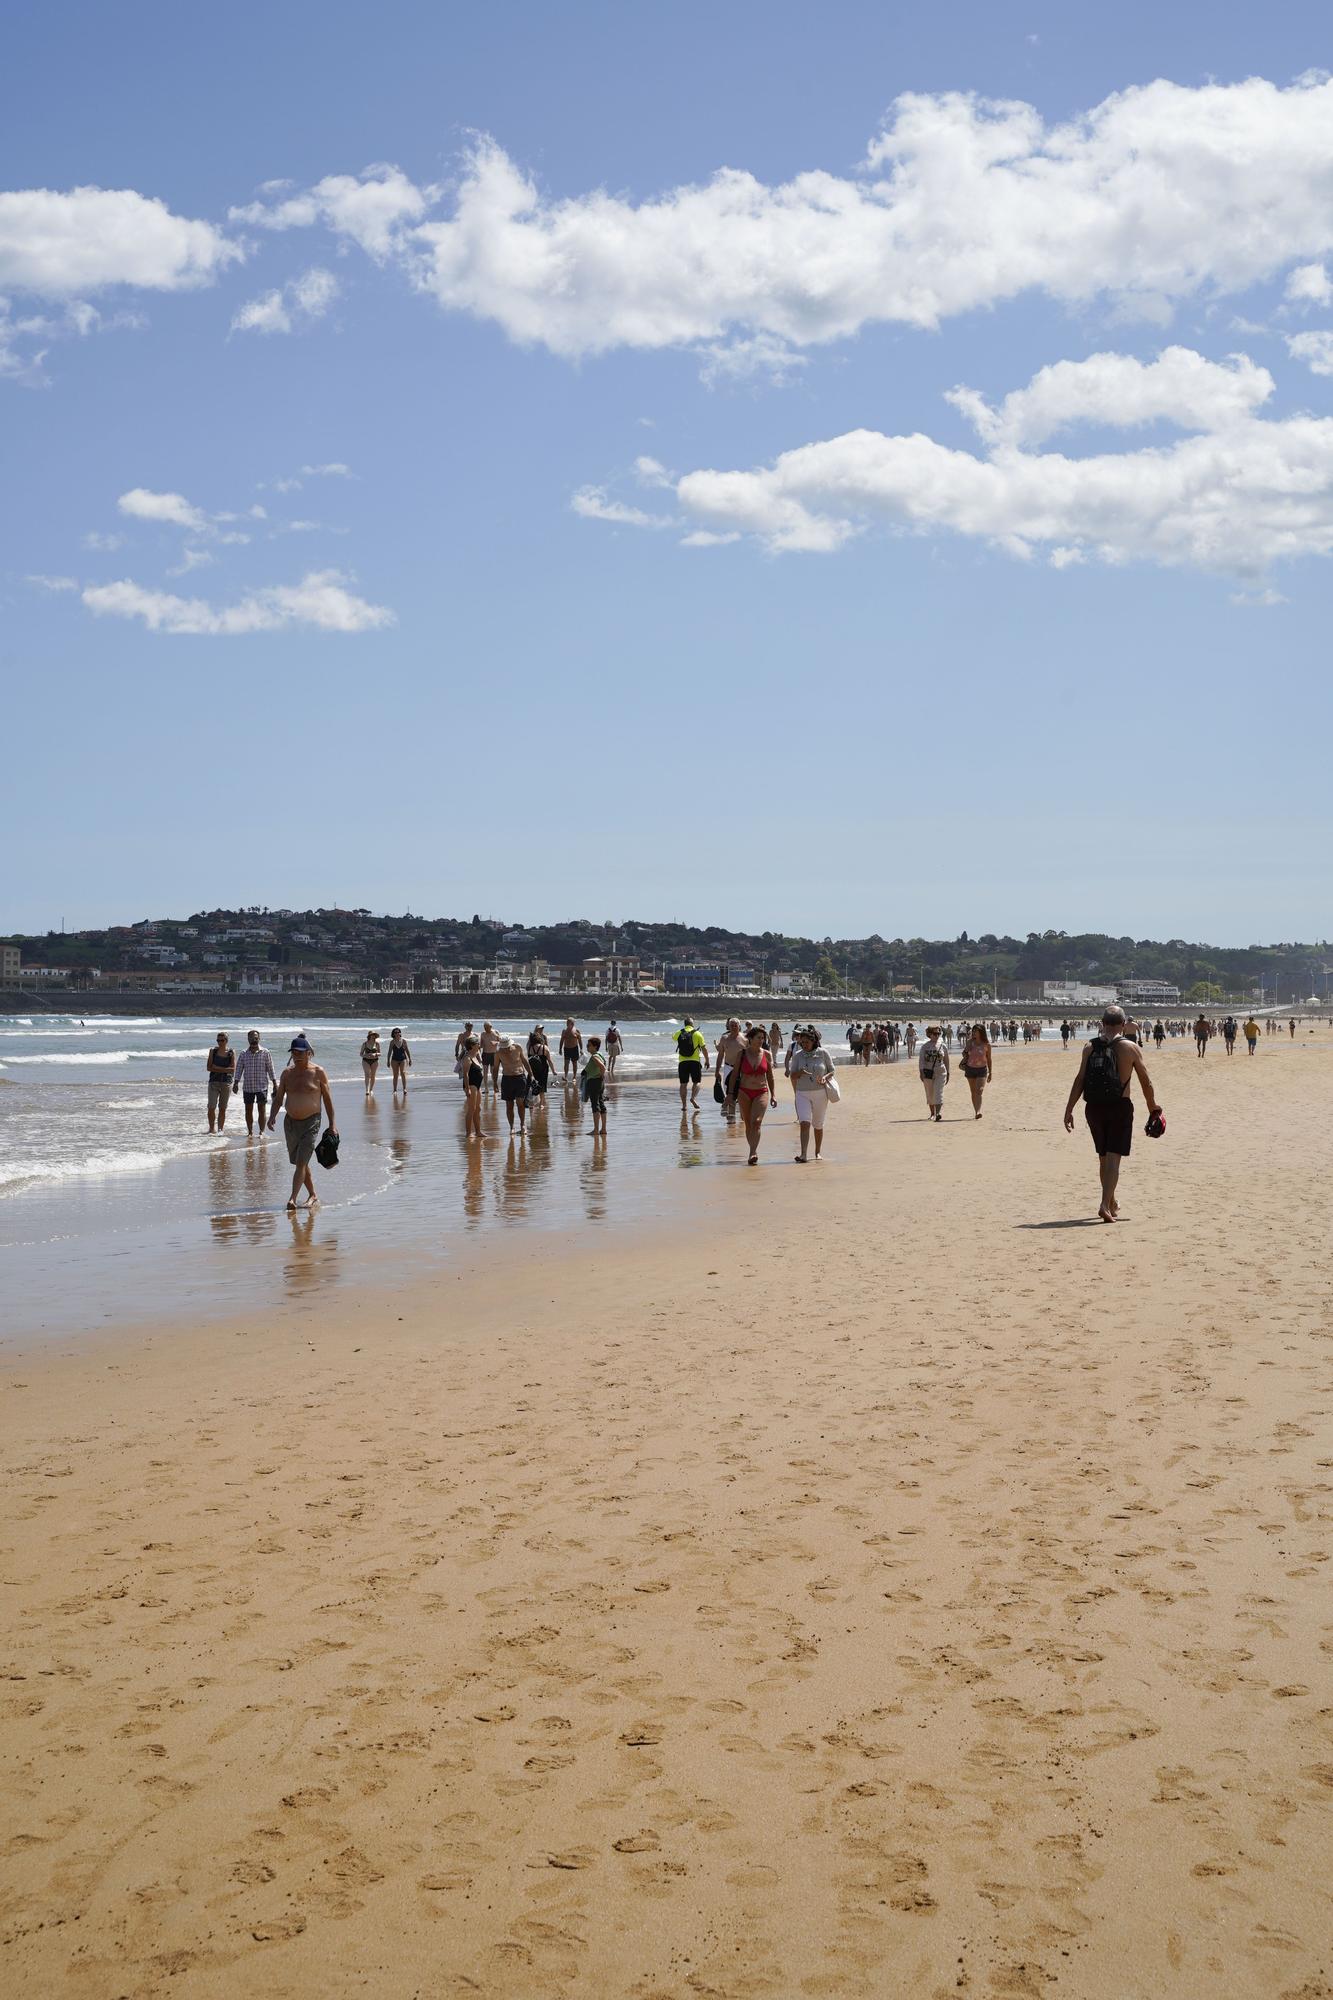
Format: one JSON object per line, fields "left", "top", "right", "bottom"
{"left": 494, "top": 1037, "right": 535, "bottom": 1133}
{"left": 559, "top": 1018, "right": 583, "bottom": 1082}
{"left": 267, "top": 1034, "right": 337, "bottom": 1210}
{"left": 1063, "top": 1005, "right": 1161, "bottom": 1223}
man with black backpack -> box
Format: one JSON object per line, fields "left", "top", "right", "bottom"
{"left": 674, "top": 1017, "right": 709, "bottom": 1109}
{"left": 1063, "top": 1006, "right": 1162, "bottom": 1222}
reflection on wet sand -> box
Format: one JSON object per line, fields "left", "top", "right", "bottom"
{"left": 8, "top": 1065, "right": 754, "bottom": 1338}
{"left": 283, "top": 1207, "right": 341, "bottom": 1296}
{"left": 580, "top": 1135, "right": 609, "bottom": 1221}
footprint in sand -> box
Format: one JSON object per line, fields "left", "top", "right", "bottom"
{"left": 544, "top": 1847, "right": 596, "bottom": 1869}
{"left": 473, "top": 1706, "right": 517, "bottom": 1722}
{"left": 613, "top": 1830, "right": 661, "bottom": 1853}
{"left": 251, "top": 1913, "right": 307, "bottom": 1941}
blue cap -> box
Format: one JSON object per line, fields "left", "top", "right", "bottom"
{"left": 290, "top": 1034, "right": 312, "bottom": 1053}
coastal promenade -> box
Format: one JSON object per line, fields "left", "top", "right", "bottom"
{"left": 3, "top": 1038, "right": 1328, "bottom": 1997}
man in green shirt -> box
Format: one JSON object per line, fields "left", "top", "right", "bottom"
{"left": 674, "top": 1016, "right": 710, "bottom": 1109}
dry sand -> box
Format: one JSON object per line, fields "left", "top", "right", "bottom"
{"left": 3, "top": 1035, "right": 1331, "bottom": 1999}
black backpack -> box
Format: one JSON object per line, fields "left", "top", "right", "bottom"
{"left": 1083, "top": 1037, "right": 1124, "bottom": 1106}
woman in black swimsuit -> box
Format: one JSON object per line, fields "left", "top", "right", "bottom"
{"left": 461, "top": 1037, "right": 483, "bottom": 1140}
{"left": 526, "top": 1026, "right": 553, "bottom": 1099}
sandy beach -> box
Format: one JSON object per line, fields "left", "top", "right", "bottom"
{"left": 3, "top": 1037, "right": 1330, "bottom": 1999}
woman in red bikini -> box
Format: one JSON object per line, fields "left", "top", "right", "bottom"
{"left": 731, "top": 1025, "right": 778, "bottom": 1165}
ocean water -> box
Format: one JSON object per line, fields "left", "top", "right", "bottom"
{"left": 0, "top": 1011, "right": 1067, "bottom": 1339}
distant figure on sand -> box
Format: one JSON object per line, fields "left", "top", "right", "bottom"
{"left": 674, "top": 1016, "right": 709, "bottom": 1109}
{"left": 206, "top": 1031, "right": 234, "bottom": 1133}
{"left": 1244, "top": 1016, "right": 1260, "bottom": 1055}
{"left": 388, "top": 1028, "right": 412, "bottom": 1093}
{"left": 268, "top": 1035, "right": 336, "bottom": 1210}
{"left": 559, "top": 1018, "right": 583, "bottom": 1081}
{"left": 605, "top": 1020, "right": 623, "bottom": 1078}
{"left": 234, "top": 1028, "right": 277, "bottom": 1136}
{"left": 360, "top": 1030, "right": 380, "bottom": 1096}
{"left": 1194, "top": 1014, "right": 1209, "bottom": 1057}
{"left": 961, "top": 1023, "right": 992, "bottom": 1118}
{"left": 1063, "top": 1005, "right": 1161, "bottom": 1223}
{"left": 919, "top": 1025, "right": 949, "bottom": 1121}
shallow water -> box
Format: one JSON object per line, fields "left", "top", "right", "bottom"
{"left": 0, "top": 1011, "right": 1080, "bottom": 1339}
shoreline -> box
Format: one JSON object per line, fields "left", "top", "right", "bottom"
{"left": 3, "top": 1051, "right": 1330, "bottom": 1997}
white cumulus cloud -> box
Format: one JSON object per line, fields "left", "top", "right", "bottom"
{"left": 1286, "top": 329, "right": 1333, "bottom": 376}
{"left": 1285, "top": 261, "right": 1331, "bottom": 305}
{"left": 81, "top": 568, "right": 394, "bottom": 635}
{"left": 0, "top": 186, "right": 240, "bottom": 296}
{"left": 945, "top": 347, "right": 1274, "bottom": 448}
{"left": 231, "top": 265, "right": 338, "bottom": 336}
{"left": 570, "top": 485, "right": 673, "bottom": 529}
{"left": 398, "top": 77, "right": 1333, "bottom": 358}
{"left": 579, "top": 346, "right": 1333, "bottom": 582}
{"left": 117, "top": 486, "right": 210, "bottom": 533}
{"left": 230, "top": 165, "right": 432, "bottom": 259}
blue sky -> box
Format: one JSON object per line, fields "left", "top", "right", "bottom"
{"left": 3, "top": 1, "right": 1331, "bottom": 943}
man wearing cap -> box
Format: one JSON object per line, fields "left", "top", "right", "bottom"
{"left": 268, "top": 1035, "right": 337, "bottom": 1210}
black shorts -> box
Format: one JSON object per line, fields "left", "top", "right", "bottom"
{"left": 500, "top": 1074, "right": 528, "bottom": 1102}
{"left": 482, "top": 1051, "right": 496, "bottom": 1071}
{"left": 243, "top": 1090, "right": 268, "bottom": 1108}
{"left": 678, "top": 1060, "right": 702, "bottom": 1084}
{"left": 1085, "top": 1098, "right": 1133, "bottom": 1157}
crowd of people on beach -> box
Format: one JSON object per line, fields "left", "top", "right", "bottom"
{"left": 200, "top": 1004, "right": 1314, "bottom": 1220}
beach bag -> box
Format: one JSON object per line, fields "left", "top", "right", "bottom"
{"left": 1084, "top": 1037, "right": 1124, "bottom": 1105}
{"left": 314, "top": 1128, "right": 340, "bottom": 1171}
{"left": 823, "top": 1071, "right": 841, "bottom": 1104}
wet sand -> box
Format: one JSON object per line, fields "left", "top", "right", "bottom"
{"left": 3, "top": 1039, "right": 1331, "bottom": 1998}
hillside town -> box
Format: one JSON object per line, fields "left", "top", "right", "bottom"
{"left": 3, "top": 911, "right": 1328, "bottom": 1006}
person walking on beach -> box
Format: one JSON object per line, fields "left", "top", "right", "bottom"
{"left": 768, "top": 1022, "right": 784, "bottom": 1064}
{"left": 360, "top": 1030, "right": 380, "bottom": 1096}
{"left": 268, "top": 1035, "right": 337, "bottom": 1211}
{"left": 559, "top": 1019, "right": 583, "bottom": 1082}
{"left": 674, "top": 1016, "right": 709, "bottom": 1108}
{"left": 454, "top": 1021, "right": 475, "bottom": 1062}
{"left": 459, "top": 1035, "right": 483, "bottom": 1141}
{"left": 1194, "top": 1014, "right": 1210, "bottom": 1058}
{"left": 388, "top": 1028, "right": 412, "bottom": 1094}
{"left": 1222, "top": 1015, "right": 1238, "bottom": 1055}
{"left": 233, "top": 1028, "right": 277, "bottom": 1137}
{"left": 715, "top": 1018, "right": 746, "bottom": 1121}
{"left": 582, "top": 1036, "right": 609, "bottom": 1137}
{"left": 1244, "top": 1015, "right": 1260, "bottom": 1055}
{"left": 1063, "top": 1005, "right": 1162, "bottom": 1223}
{"left": 206, "top": 1031, "right": 235, "bottom": 1133}
{"left": 960, "top": 1022, "right": 992, "bottom": 1118}
{"left": 919, "top": 1025, "right": 949, "bottom": 1121}
{"left": 789, "top": 1024, "right": 834, "bottom": 1163}
{"left": 605, "top": 1020, "right": 623, "bottom": 1078}
{"left": 479, "top": 1022, "right": 500, "bottom": 1090}
{"left": 495, "top": 1038, "right": 535, "bottom": 1134}
{"left": 1153, "top": 1020, "right": 1166, "bottom": 1050}
{"left": 730, "top": 1024, "right": 777, "bottom": 1165}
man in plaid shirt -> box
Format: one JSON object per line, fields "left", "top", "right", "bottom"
{"left": 233, "top": 1028, "right": 277, "bottom": 1137}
